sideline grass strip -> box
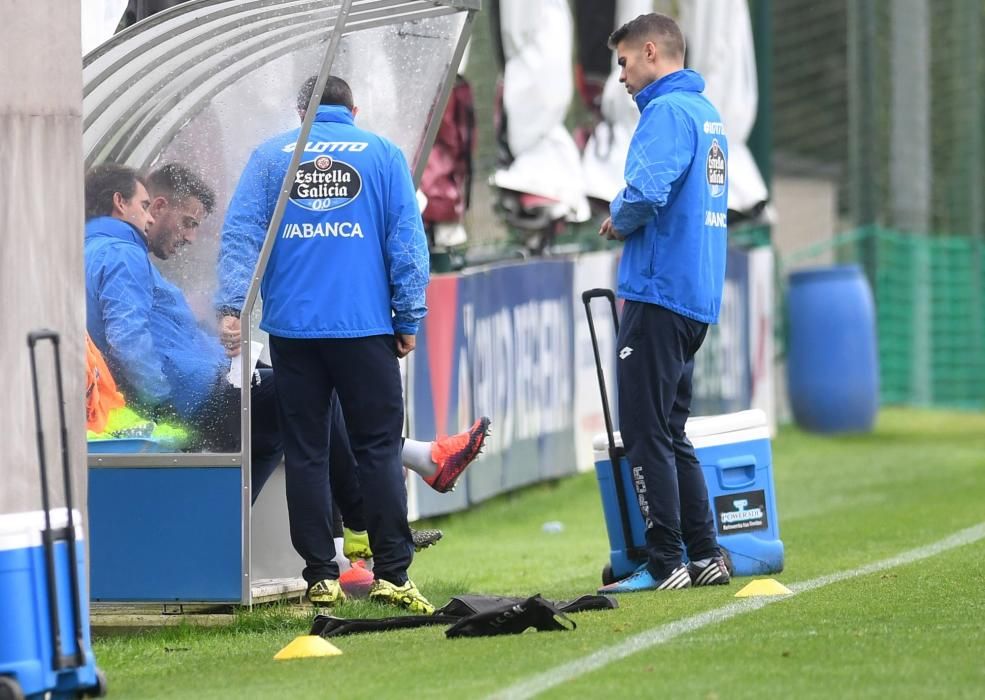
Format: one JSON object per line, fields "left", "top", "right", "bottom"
{"left": 90, "top": 409, "right": 985, "bottom": 698}
{"left": 490, "top": 521, "right": 985, "bottom": 700}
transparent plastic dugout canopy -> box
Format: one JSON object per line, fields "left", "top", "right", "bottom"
{"left": 83, "top": 0, "right": 478, "bottom": 604}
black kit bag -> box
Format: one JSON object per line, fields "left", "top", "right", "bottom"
{"left": 310, "top": 593, "right": 616, "bottom": 639}
{"left": 444, "top": 595, "right": 574, "bottom": 638}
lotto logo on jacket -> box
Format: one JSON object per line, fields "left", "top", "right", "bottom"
{"left": 290, "top": 155, "right": 363, "bottom": 211}
{"left": 216, "top": 104, "right": 430, "bottom": 340}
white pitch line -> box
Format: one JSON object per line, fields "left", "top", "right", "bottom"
{"left": 489, "top": 521, "right": 985, "bottom": 700}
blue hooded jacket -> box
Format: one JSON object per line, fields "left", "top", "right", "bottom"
{"left": 85, "top": 216, "right": 227, "bottom": 419}
{"left": 216, "top": 105, "right": 430, "bottom": 338}
{"left": 610, "top": 69, "right": 729, "bottom": 323}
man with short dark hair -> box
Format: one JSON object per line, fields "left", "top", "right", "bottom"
{"left": 84, "top": 163, "right": 153, "bottom": 225}
{"left": 144, "top": 163, "right": 216, "bottom": 260}
{"left": 216, "top": 75, "right": 434, "bottom": 612}
{"left": 598, "top": 13, "right": 731, "bottom": 593}
{"left": 296, "top": 74, "right": 353, "bottom": 113}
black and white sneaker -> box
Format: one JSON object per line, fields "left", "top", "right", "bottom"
{"left": 687, "top": 556, "right": 731, "bottom": 586}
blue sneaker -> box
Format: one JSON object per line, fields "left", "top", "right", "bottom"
{"left": 597, "top": 563, "right": 691, "bottom": 593}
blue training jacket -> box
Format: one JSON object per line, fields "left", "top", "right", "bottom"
{"left": 610, "top": 69, "right": 729, "bottom": 324}
{"left": 85, "top": 216, "right": 227, "bottom": 419}
{"left": 216, "top": 105, "right": 430, "bottom": 338}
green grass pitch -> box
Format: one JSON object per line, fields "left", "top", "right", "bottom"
{"left": 92, "top": 408, "right": 985, "bottom": 698}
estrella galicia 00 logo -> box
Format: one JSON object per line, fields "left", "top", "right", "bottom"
{"left": 713, "top": 489, "right": 768, "bottom": 535}
{"left": 290, "top": 156, "right": 362, "bottom": 211}
{"left": 706, "top": 138, "right": 726, "bottom": 198}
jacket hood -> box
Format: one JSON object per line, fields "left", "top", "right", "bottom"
{"left": 85, "top": 215, "right": 148, "bottom": 250}
{"left": 634, "top": 69, "right": 706, "bottom": 112}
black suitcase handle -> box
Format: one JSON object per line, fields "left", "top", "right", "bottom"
{"left": 581, "top": 290, "right": 645, "bottom": 561}
{"left": 580, "top": 289, "right": 619, "bottom": 453}
{"left": 27, "top": 330, "right": 87, "bottom": 669}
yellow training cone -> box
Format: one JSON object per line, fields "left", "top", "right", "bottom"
{"left": 734, "top": 579, "right": 793, "bottom": 598}
{"left": 274, "top": 635, "right": 343, "bottom": 660}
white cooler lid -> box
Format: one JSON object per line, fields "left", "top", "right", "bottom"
{"left": 593, "top": 409, "right": 769, "bottom": 452}
{"left": 0, "top": 508, "right": 85, "bottom": 552}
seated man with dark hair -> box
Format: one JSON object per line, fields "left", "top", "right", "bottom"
{"left": 84, "top": 161, "right": 266, "bottom": 456}
{"left": 144, "top": 161, "right": 217, "bottom": 259}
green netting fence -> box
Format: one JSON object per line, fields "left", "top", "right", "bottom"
{"left": 782, "top": 227, "right": 985, "bottom": 410}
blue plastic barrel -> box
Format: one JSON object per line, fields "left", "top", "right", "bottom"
{"left": 786, "top": 265, "right": 879, "bottom": 433}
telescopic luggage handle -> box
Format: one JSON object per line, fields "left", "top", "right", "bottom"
{"left": 580, "top": 288, "right": 619, "bottom": 331}
{"left": 581, "top": 289, "right": 645, "bottom": 560}
{"left": 28, "top": 329, "right": 61, "bottom": 345}
{"left": 27, "top": 329, "right": 87, "bottom": 669}
{"left": 581, "top": 289, "right": 619, "bottom": 454}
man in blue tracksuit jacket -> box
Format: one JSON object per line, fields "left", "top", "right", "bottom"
{"left": 215, "top": 75, "right": 432, "bottom": 612}
{"left": 84, "top": 162, "right": 283, "bottom": 483}
{"left": 598, "top": 13, "right": 731, "bottom": 593}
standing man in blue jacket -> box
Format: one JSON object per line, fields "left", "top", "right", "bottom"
{"left": 216, "top": 76, "right": 433, "bottom": 612}
{"left": 598, "top": 13, "right": 731, "bottom": 593}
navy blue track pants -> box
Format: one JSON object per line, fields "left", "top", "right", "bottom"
{"left": 616, "top": 301, "right": 720, "bottom": 579}
{"left": 269, "top": 334, "right": 412, "bottom": 586}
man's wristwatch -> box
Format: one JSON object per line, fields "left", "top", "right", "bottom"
{"left": 218, "top": 305, "right": 241, "bottom": 319}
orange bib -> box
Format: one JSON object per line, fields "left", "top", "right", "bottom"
{"left": 85, "top": 335, "right": 125, "bottom": 433}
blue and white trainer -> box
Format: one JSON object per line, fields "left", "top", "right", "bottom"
{"left": 598, "top": 563, "right": 692, "bottom": 593}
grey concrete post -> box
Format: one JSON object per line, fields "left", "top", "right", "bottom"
{"left": 0, "top": 1, "right": 87, "bottom": 523}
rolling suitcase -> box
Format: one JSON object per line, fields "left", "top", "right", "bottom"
{"left": 581, "top": 289, "right": 648, "bottom": 584}
{"left": 582, "top": 290, "right": 784, "bottom": 584}
{"left": 0, "top": 331, "right": 106, "bottom": 699}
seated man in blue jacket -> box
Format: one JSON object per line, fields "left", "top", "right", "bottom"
{"left": 84, "top": 162, "right": 288, "bottom": 501}
{"left": 84, "top": 163, "right": 487, "bottom": 554}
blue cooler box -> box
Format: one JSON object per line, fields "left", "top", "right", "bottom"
{"left": 593, "top": 409, "right": 784, "bottom": 580}
{"left": 0, "top": 508, "right": 104, "bottom": 699}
